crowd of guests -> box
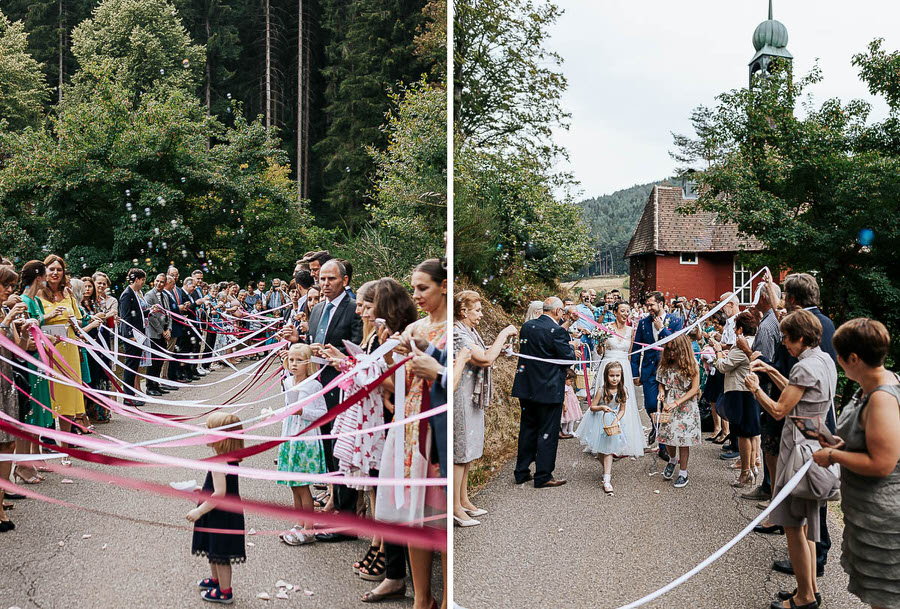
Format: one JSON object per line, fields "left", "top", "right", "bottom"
{"left": 0, "top": 250, "right": 448, "bottom": 608}
{"left": 452, "top": 272, "right": 899, "bottom": 609}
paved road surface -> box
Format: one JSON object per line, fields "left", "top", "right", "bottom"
{"left": 454, "top": 403, "right": 863, "bottom": 609}
{"left": 0, "top": 362, "right": 443, "bottom": 608}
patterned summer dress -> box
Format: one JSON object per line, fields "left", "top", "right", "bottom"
{"left": 656, "top": 365, "right": 702, "bottom": 447}
{"left": 276, "top": 375, "right": 328, "bottom": 486}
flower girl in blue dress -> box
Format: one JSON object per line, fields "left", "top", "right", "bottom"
{"left": 575, "top": 361, "right": 629, "bottom": 495}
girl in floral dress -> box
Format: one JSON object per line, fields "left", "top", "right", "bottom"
{"left": 277, "top": 343, "right": 328, "bottom": 546}
{"left": 656, "top": 334, "right": 702, "bottom": 489}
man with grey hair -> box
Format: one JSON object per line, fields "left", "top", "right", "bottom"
{"left": 144, "top": 274, "right": 172, "bottom": 396}
{"left": 719, "top": 292, "right": 741, "bottom": 347}
{"left": 511, "top": 297, "right": 579, "bottom": 487}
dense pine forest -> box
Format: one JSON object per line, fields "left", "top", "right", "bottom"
{"left": 575, "top": 179, "right": 668, "bottom": 276}
{"left": 0, "top": 0, "right": 445, "bottom": 283}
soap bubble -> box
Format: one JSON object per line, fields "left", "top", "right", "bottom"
{"left": 125, "top": 189, "right": 131, "bottom": 197}
{"left": 157, "top": 196, "right": 165, "bottom": 205}
{"left": 82, "top": 264, "right": 87, "bottom": 269}
{"left": 132, "top": 259, "right": 139, "bottom": 265}
{"left": 170, "top": 219, "right": 178, "bottom": 227}
{"left": 199, "top": 251, "right": 205, "bottom": 257}
{"left": 126, "top": 202, "right": 132, "bottom": 211}
{"left": 159, "top": 68, "right": 165, "bottom": 75}
{"left": 858, "top": 228, "right": 875, "bottom": 246}
{"left": 154, "top": 227, "right": 160, "bottom": 235}
{"left": 182, "top": 58, "right": 190, "bottom": 69}
{"left": 144, "top": 207, "right": 151, "bottom": 216}
{"left": 147, "top": 241, "right": 153, "bottom": 248}
{"left": 131, "top": 213, "right": 137, "bottom": 221}
{"left": 181, "top": 177, "right": 186, "bottom": 183}
{"left": 161, "top": 241, "right": 167, "bottom": 249}
{"left": 226, "top": 93, "right": 232, "bottom": 100}
{"left": 145, "top": 258, "right": 151, "bottom": 264}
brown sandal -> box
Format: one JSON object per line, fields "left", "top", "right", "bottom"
{"left": 361, "top": 585, "right": 406, "bottom": 603}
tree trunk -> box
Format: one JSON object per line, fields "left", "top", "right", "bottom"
{"left": 265, "top": 0, "right": 271, "bottom": 133}
{"left": 58, "top": 0, "right": 64, "bottom": 103}
{"left": 297, "top": 0, "right": 303, "bottom": 204}
{"left": 205, "top": 6, "right": 212, "bottom": 150}
{"left": 302, "top": 20, "right": 310, "bottom": 198}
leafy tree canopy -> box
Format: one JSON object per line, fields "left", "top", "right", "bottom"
{"left": 0, "top": 10, "right": 50, "bottom": 130}
{"left": 674, "top": 39, "right": 900, "bottom": 361}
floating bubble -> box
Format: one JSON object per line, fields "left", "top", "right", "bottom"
{"left": 145, "top": 258, "right": 151, "bottom": 264}
{"left": 82, "top": 264, "right": 87, "bottom": 269}
{"left": 132, "top": 259, "right": 139, "bottom": 265}
{"left": 482, "top": 278, "right": 489, "bottom": 285}
{"left": 125, "top": 189, "right": 131, "bottom": 197}
{"left": 144, "top": 207, "right": 151, "bottom": 216}
{"left": 226, "top": 93, "right": 232, "bottom": 100}
{"left": 147, "top": 241, "right": 153, "bottom": 248}
{"left": 182, "top": 58, "right": 190, "bottom": 69}
{"left": 345, "top": 166, "right": 350, "bottom": 172}
{"left": 126, "top": 202, "right": 132, "bottom": 211}
{"left": 226, "top": 107, "right": 232, "bottom": 113}
{"left": 13, "top": 257, "right": 19, "bottom": 263}
{"left": 154, "top": 227, "right": 160, "bottom": 235}
{"left": 159, "top": 68, "right": 165, "bottom": 75}
{"left": 858, "top": 228, "right": 875, "bottom": 246}
{"left": 157, "top": 196, "right": 165, "bottom": 205}
{"left": 171, "top": 219, "right": 178, "bottom": 227}
{"left": 181, "top": 177, "right": 186, "bottom": 183}
{"left": 161, "top": 241, "right": 167, "bottom": 249}
{"left": 199, "top": 251, "right": 204, "bottom": 257}
{"left": 131, "top": 214, "right": 137, "bottom": 221}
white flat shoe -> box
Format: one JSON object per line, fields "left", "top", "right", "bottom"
{"left": 453, "top": 515, "right": 481, "bottom": 527}
{"left": 464, "top": 508, "right": 488, "bottom": 518}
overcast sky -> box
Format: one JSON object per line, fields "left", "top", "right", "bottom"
{"left": 548, "top": 0, "right": 900, "bottom": 199}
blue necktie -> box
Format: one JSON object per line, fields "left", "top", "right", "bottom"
{"left": 314, "top": 302, "right": 334, "bottom": 344}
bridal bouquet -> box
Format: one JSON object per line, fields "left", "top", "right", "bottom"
{"left": 588, "top": 326, "right": 613, "bottom": 350}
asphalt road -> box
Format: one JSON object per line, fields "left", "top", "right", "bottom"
{"left": 453, "top": 397, "right": 864, "bottom": 609}
{"left": 0, "top": 360, "right": 443, "bottom": 609}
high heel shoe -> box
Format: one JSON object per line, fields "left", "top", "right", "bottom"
{"left": 13, "top": 471, "right": 43, "bottom": 485}
{"left": 732, "top": 470, "right": 753, "bottom": 488}
{"left": 706, "top": 431, "right": 724, "bottom": 442}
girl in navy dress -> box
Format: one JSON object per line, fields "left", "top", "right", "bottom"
{"left": 188, "top": 412, "right": 246, "bottom": 604}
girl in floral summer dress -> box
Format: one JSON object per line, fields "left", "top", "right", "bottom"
{"left": 656, "top": 334, "right": 702, "bottom": 489}
{"left": 277, "top": 343, "right": 328, "bottom": 546}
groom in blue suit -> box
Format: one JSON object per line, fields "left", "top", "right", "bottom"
{"left": 631, "top": 291, "right": 683, "bottom": 460}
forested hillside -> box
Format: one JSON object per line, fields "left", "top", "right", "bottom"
{"left": 576, "top": 178, "right": 670, "bottom": 276}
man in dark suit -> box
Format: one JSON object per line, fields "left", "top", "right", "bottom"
{"left": 118, "top": 268, "right": 147, "bottom": 407}
{"left": 631, "top": 291, "right": 684, "bottom": 460}
{"left": 305, "top": 259, "right": 363, "bottom": 541}
{"left": 176, "top": 278, "right": 202, "bottom": 381}
{"left": 511, "top": 297, "right": 578, "bottom": 488}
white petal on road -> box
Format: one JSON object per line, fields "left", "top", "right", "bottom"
{"left": 275, "top": 590, "right": 289, "bottom": 599}
{"left": 60, "top": 479, "right": 73, "bottom": 484}
{"left": 81, "top": 534, "right": 92, "bottom": 539}
{"left": 257, "top": 592, "right": 271, "bottom": 600}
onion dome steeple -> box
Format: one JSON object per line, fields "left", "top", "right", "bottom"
{"left": 749, "top": 0, "right": 793, "bottom": 85}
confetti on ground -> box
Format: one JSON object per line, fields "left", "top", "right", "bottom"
{"left": 276, "top": 590, "right": 289, "bottom": 599}
{"left": 248, "top": 528, "right": 257, "bottom": 535}
{"left": 246, "top": 542, "right": 255, "bottom": 547}
{"left": 257, "top": 592, "right": 271, "bottom": 600}
{"left": 60, "top": 479, "right": 73, "bottom": 484}
{"left": 557, "top": 528, "right": 564, "bottom": 532}
{"left": 275, "top": 580, "right": 290, "bottom": 589}
{"left": 304, "top": 590, "right": 314, "bottom": 596}
{"left": 81, "top": 534, "right": 91, "bottom": 539}
{"left": 58, "top": 541, "right": 64, "bottom": 547}
{"left": 101, "top": 544, "right": 108, "bottom": 550}
{"left": 654, "top": 490, "right": 661, "bottom": 494}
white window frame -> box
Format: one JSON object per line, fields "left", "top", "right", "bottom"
{"left": 680, "top": 252, "right": 698, "bottom": 265}
{"left": 733, "top": 261, "right": 753, "bottom": 305}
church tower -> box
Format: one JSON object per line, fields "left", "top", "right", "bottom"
{"left": 748, "top": 0, "right": 793, "bottom": 86}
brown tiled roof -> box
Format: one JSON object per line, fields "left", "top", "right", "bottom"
{"left": 624, "top": 185, "right": 765, "bottom": 257}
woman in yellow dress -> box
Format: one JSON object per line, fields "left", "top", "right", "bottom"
{"left": 37, "top": 255, "right": 86, "bottom": 460}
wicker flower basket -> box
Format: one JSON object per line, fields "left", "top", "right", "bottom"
{"left": 603, "top": 411, "right": 621, "bottom": 436}
{"left": 656, "top": 410, "right": 673, "bottom": 425}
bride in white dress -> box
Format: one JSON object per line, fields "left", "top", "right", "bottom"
{"left": 590, "top": 301, "right": 646, "bottom": 457}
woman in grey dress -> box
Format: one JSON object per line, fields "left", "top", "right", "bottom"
{"left": 746, "top": 310, "right": 836, "bottom": 609}
{"left": 452, "top": 290, "right": 518, "bottom": 527}
{"left": 813, "top": 318, "right": 900, "bottom": 609}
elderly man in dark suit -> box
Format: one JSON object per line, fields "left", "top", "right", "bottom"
{"left": 511, "top": 297, "right": 578, "bottom": 488}
{"left": 302, "top": 259, "right": 363, "bottom": 540}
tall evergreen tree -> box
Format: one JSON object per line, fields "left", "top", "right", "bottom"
{"left": 314, "top": 0, "right": 429, "bottom": 228}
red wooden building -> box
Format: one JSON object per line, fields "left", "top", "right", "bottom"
{"left": 624, "top": 184, "right": 765, "bottom": 305}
